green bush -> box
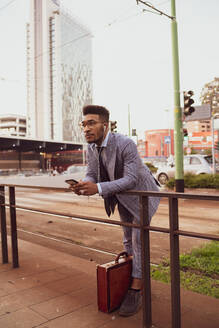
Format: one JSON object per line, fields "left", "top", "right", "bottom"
{"left": 166, "top": 173, "right": 219, "bottom": 189}
{"left": 166, "top": 178, "right": 175, "bottom": 189}
{"left": 145, "top": 162, "right": 158, "bottom": 174}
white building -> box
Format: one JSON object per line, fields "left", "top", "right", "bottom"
{"left": 26, "top": 0, "right": 92, "bottom": 142}
{"left": 0, "top": 114, "right": 26, "bottom": 137}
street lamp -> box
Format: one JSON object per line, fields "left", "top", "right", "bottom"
{"left": 211, "top": 113, "right": 219, "bottom": 174}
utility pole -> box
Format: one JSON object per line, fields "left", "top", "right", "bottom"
{"left": 136, "top": 0, "right": 184, "bottom": 191}
{"left": 171, "top": 0, "right": 184, "bottom": 192}
{"left": 134, "top": 2, "right": 183, "bottom": 327}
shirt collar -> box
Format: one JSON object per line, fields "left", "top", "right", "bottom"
{"left": 90, "top": 131, "right": 110, "bottom": 150}
{"left": 100, "top": 131, "right": 110, "bottom": 147}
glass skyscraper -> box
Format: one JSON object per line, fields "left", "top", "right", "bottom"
{"left": 26, "top": 0, "right": 92, "bottom": 142}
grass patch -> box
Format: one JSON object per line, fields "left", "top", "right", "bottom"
{"left": 151, "top": 241, "right": 219, "bottom": 298}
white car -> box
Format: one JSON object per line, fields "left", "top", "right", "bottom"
{"left": 155, "top": 155, "right": 217, "bottom": 185}
{"left": 62, "top": 165, "right": 87, "bottom": 180}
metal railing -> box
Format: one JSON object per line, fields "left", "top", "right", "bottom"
{"left": 0, "top": 183, "right": 219, "bottom": 328}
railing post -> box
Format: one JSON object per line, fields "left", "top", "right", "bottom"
{"left": 140, "top": 195, "right": 152, "bottom": 328}
{"left": 0, "top": 185, "right": 8, "bottom": 264}
{"left": 9, "top": 186, "right": 19, "bottom": 268}
{"left": 169, "top": 196, "right": 181, "bottom": 328}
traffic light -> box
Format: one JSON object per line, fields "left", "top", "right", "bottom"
{"left": 183, "top": 90, "right": 195, "bottom": 116}
{"left": 132, "top": 129, "right": 137, "bottom": 136}
{"left": 183, "top": 128, "right": 188, "bottom": 137}
{"left": 110, "top": 120, "right": 117, "bottom": 132}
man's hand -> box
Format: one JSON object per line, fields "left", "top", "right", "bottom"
{"left": 70, "top": 181, "right": 98, "bottom": 196}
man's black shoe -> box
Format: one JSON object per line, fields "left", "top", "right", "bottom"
{"left": 118, "top": 289, "right": 142, "bottom": 317}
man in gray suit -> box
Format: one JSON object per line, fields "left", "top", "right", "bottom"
{"left": 71, "top": 105, "right": 160, "bottom": 316}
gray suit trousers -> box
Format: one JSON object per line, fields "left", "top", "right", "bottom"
{"left": 118, "top": 202, "right": 149, "bottom": 279}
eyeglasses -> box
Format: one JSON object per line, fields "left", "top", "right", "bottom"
{"left": 79, "top": 120, "right": 104, "bottom": 129}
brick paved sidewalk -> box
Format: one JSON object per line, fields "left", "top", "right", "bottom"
{"left": 0, "top": 238, "right": 218, "bottom": 328}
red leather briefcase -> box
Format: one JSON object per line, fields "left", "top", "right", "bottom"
{"left": 97, "top": 251, "right": 132, "bottom": 313}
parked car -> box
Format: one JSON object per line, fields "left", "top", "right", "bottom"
{"left": 62, "top": 165, "right": 87, "bottom": 180}
{"left": 155, "top": 155, "right": 218, "bottom": 185}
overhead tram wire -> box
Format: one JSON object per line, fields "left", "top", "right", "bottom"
{"left": 3, "top": 4, "right": 146, "bottom": 86}
{"left": 0, "top": 0, "right": 17, "bottom": 12}
{"left": 8, "top": 32, "right": 93, "bottom": 86}
{"left": 1, "top": 1, "right": 170, "bottom": 70}
{"left": 33, "top": 5, "right": 140, "bottom": 62}
{"left": 107, "top": 10, "right": 144, "bottom": 26}
{"left": 1, "top": 1, "right": 168, "bottom": 106}
{"left": 136, "top": 0, "right": 174, "bottom": 20}
{"left": 33, "top": 32, "right": 93, "bottom": 61}
{"left": 32, "top": 3, "right": 165, "bottom": 64}
{"left": 16, "top": 5, "right": 146, "bottom": 84}
{"left": 23, "top": 6, "right": 144, "bottom": 103}
{"left": 19, "top": 6, "right": 144, "bottom": 102}
{"left": 1, "top": 2, "right": 170, "bottom": 90}
{"left": 105, "top": 3, "right": 137, "bottom": 26}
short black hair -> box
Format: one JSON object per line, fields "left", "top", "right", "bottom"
{"left": 82, "top": 105, "right": 109, "bottom": 122}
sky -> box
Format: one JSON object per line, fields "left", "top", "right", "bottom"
{"left": 0, "top": 0, "right": 219, "bottom": 139}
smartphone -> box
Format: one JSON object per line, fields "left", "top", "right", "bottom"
{"left": 65, "top": 179, "right": 78, "bottom": 186}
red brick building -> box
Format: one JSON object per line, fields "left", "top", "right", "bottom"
{"left": 186, "top": 131, "right": 219, "bottom": 153}
{"left": 137, "top": 128, "right": 219, "bottom": 159}
{"left": 144, "top": 129, "right": 174, "bottom": 158}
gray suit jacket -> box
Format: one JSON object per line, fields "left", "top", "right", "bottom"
{"left": 85, "top": 132, "right": 160, "bottom": 222}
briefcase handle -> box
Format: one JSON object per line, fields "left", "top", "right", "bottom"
{"left": 115, "top": 251, "right": 129, "bottom": 264}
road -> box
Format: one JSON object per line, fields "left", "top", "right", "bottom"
{"left": 2, "top": 184, "right": 218, "bottom": 265}
{"left": 0, "top": 173, "right": 85, "bottom": 189}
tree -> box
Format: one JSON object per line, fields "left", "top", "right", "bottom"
{"left": 203, "top": 148, "right": 212, "bottom": 156}
{"left": 200, "top": 77, "right": 219, "bottom": 115}
{"left": 214, "top": 141, "right": 219, "bottom": 151}
{"left": 183, "top": 147, "right": 197, "bottom": 155}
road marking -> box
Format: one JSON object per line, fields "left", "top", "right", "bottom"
{"left": 17, "top": 227, "right": 117, "bottom": 256}
{"left": 15, "top": 207, "right": 120, "bottom": 227}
